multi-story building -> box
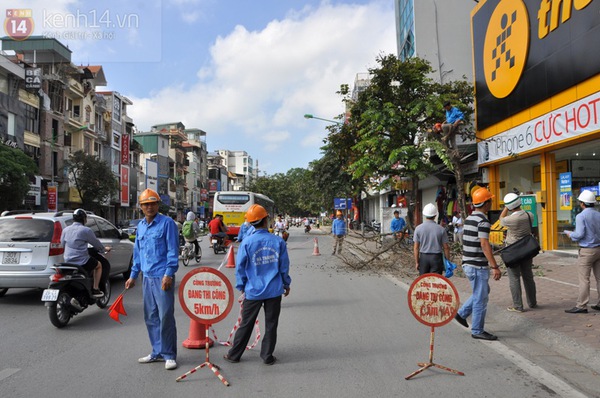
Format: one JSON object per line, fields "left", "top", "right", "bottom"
{"left": 472, "top": 0, "right": 600, "bottom": 251}
{"left": 183, "top": 128, "right": 208, "bottom": 218}
{"left": 216, "top": 149, "right": 255, "bottom": 191}
{"left": 207, "top": 151, "right": 230, "bottom": 216}
{"left": 1, "top": 37, "right": 136, "bottom": 225}
{"left": 96, "top": 91, "right": 134, "bottom": 222}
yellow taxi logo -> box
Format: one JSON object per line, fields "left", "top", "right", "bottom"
{"left": 483, "top": 0, "right": 530, "bottom": 99}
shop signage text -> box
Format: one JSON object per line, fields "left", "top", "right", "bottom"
{"left": 478, "top": 91, "right": 600, "bottom": 164}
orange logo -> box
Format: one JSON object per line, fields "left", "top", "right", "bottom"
{"left": 483, "top": 0, "right": 530, "bottom": 99}
{"left": 4, "top": 9, "right": 34, "bottom": 41}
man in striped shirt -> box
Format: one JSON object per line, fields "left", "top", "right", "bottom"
{"left": 454, "top": 188, "right": 502, "bottom": 341}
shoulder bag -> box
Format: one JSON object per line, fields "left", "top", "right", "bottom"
{"left": 499, "top": 212, "right": 540, "bottom": 268}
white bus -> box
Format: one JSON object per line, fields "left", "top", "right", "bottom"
{"left": 212, "top": 191, "right": 275, "bottom": 236}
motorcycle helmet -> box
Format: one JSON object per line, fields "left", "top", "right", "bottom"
{"left": 422, "top": 203, "right": 438, "bottom": 219}
{"left": 73, "top": 208, "right": 87, "bottom": 224}
{"left": 503, "top": 193, "right": 521, "bottom": 210}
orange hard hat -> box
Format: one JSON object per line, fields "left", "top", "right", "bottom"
{"left": 336, "top": 210, "right": 343, "bottom": 216}
{"left": 434, "top": 123, "right": 442, "bottom": 131}
{"left": 472, "top": 187, "right": 494, "bottom": 207}
{"left": 246, "top": 204, "right": 268, "bottom": 224}
{"left": 139, "top": 188, "right": 160, "bottom": 204}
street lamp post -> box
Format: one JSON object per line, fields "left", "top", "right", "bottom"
{"left": 304, "top": 114, "right": 343, "bottom": 125}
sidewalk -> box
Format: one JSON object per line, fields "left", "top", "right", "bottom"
{"left": 338, "top": 228, "right": 600, "bottom": 374}
{"left": 449, "top": 250, "right": 600, "bottom": 371}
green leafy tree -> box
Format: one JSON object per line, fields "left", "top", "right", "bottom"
{"left": 249, "top": 168, "right": 324, "bottom": 216}
{"left": 65, "top": 150, "right": 119, "bottom": 213}
{"left": 0, "top": 145, "right": 38, "bottom": 210}
{"left": 327, "top": 54, "right": 474, "bottom": 226}
{"left": 328, "top": 55, "right": 437, "bottom": 227}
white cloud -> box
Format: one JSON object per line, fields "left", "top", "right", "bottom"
{"left": 128, "top": 1, "right": 396, "bottom": 173}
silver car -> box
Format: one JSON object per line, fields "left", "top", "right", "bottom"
{"left": 0, "top": 210, "right": 133, "bottom": 297}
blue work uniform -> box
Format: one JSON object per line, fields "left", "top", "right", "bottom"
{"left": 132, "top": 213, "right": 180, "bottom": 361}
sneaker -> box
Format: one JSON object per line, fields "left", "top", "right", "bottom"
{"left": 91, "top": 289, "right": 104, "bottom": 298}
{"left": 165, "top": 359, "right": 177, "bottom": 370}
{"left": 507, "top": 306, "right": 524, "bottom": 313}
{"left": 138, "top": 355, "right": 165, "bottom": 363}
{"left": 70, "top": 298, "right": 83, "bottom": 312}
{"left": 591, "top": 305, "right": 600, "bottom": 311}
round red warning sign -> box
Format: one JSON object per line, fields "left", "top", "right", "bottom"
{"left": 407, "top": 273, "right": 460, "bottom": 327}
{"left": 179, "top": 267, "right": 234, "bottom": 325}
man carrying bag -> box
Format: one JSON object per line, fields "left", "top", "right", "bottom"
{"left": 499, "top": 193, "right": 538, "bottom": 312}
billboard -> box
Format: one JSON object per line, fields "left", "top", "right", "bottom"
{"left": 472, "top": 0, "right": 600, "bottom": 131}
{"left": 146, "top": 159, "right": 158, "bottom": 192}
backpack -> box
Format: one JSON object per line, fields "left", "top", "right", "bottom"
{"left": 182, "top": 221, "right": 195, "bottom": 239}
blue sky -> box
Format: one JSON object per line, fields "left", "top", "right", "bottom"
{"left": 9, "top": 0, "right": 396, "bottom": 174}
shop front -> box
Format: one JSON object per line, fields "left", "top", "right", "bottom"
{"left": 471, "top": 0, "right": 600, "bottom": 252}
{"left": 484, "top": 135, "right": 600, "bottom": 252}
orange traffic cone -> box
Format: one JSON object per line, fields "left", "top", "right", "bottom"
{"left": 182, "top": 319, "right": 214, "bottom": 349}
{"left": 225, "top": 245, "right": 236, "bottom": 268}
{"left": 312, "top": 238, "right": 321, "bottom": 256}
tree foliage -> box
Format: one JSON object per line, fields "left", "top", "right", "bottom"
{"left": 0, "top": 145, "right": 39, "bottom": 210}
{"left": 249, "top": 168, "right": 324, "bottom": 216}
{"left": 65, "top": 151, "right": 119, "bottom": 213}
{"left": 325, "top": 54, "right": 475, "bottom": 225}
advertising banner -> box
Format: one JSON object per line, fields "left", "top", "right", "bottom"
{"left": 559, "top": 172, "right": 572, "bottom": 211}
{"left": 121, "top": 165, "right": 130, "bottom": 207}
{"left": 47, "top": 184, "right": 57, "bottom": 212}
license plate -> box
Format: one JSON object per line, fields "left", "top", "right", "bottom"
{"left": 2, "top": 252, "right": 20, "bottom": 264}
{"left": 212, "top": 239, "right": 218, "bottom": 244}
{"left": 41, "top": 289, "right": 59, "bottom": 302}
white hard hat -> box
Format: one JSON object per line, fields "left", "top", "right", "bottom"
{"left": 578, "top": 190, "right": 597, "bottom": 205}
{"left": 423, "top": 203, "right": 438, "bottom": 218}
{"left": 503, "top": 193, "right": 521, "bottom": 210}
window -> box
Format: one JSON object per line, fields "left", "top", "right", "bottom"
{"left": 24, "top": 104, "right": 38, "bottom": 133}
{"left": 7, "top": 112, "right": 16, "bottom": 136}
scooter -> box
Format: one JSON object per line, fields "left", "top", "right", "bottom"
{"left": 180, "top": 239, "right": 202, "bottom": 266}
{"left": 212, "top": 235, "right": 232, "bottom": 254}
{"left": 42, "top": 250, "right": 111, "bottom": 328}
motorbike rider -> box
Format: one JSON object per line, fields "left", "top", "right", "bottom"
{"left": 274, "top": 215, "right": 287, "bottom": 236}
{"left": 208, "top": 214, "right": 228, "bottom": 247}
{"left": 60, "top": 209, "right": 111, "bottom": 299}
{"left": 304, "top": 217, "right": 311, "bottom": 232}
{"left": 182, "top": 211, "right": 202, "bottom": 261}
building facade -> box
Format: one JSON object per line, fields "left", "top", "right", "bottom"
{"left": 472, "top": 0, "right": 600, "bottom": 252}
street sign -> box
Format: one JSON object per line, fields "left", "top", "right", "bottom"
{"left": 407, "top": 273, "right": 459, "bottom": 328}
{"left": 334, "top": 198, "right": 352, "bottom": 210}
{"left": 179, "top": 267, "right": 234, "bottom": 325}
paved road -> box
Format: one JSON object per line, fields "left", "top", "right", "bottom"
{"left": 0, "top": 228, "right": 595, "bottom": 397}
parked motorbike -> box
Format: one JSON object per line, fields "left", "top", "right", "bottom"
{"left": 42, "top": 250, "right": 111, "bottom": 328}
{"left": 180, "top": 240, "right": 202, "bottom": 266}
